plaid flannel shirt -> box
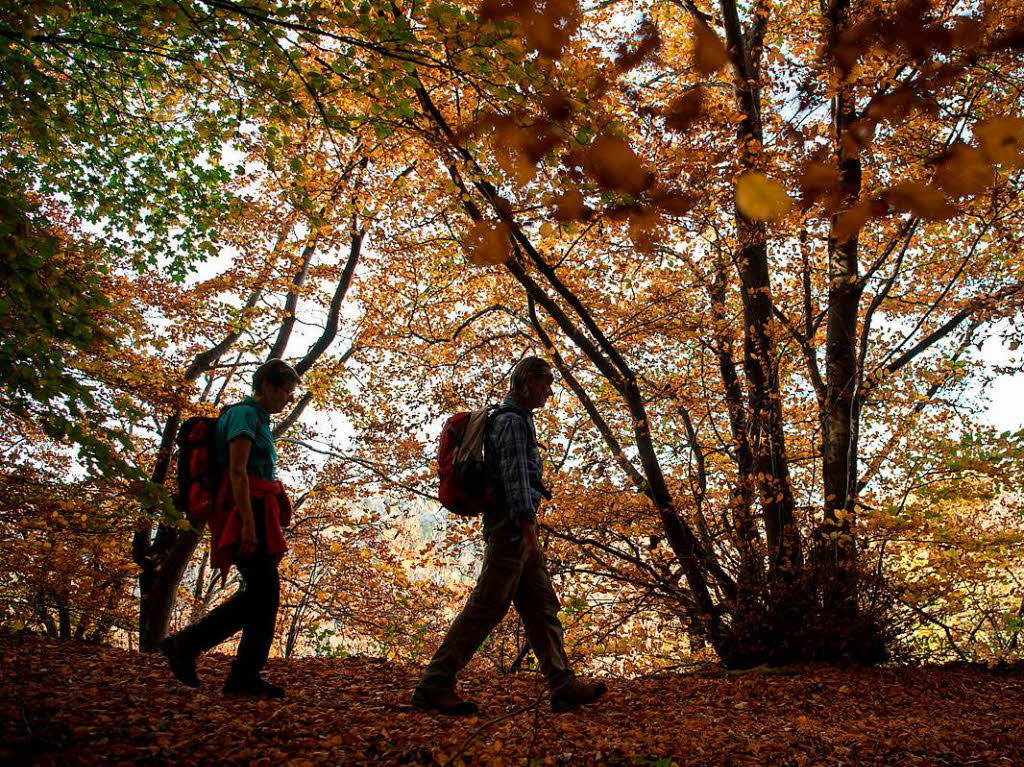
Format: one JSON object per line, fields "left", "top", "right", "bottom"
{"left": 484, "top": 395, "right": 544, "bottom": 531}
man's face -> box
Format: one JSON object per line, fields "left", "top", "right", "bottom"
{"left": 262, "top": 381, "right": 298, "bottom": 414}
{"left": 523, "top": 370, "right": 555, "bottom": 410}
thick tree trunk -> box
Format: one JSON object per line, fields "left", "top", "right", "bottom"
{"left": 718, "top": 0, "right": 801, "bottom": 574}
{"left": 138, "top": 529, "right": 203, "bottom": 652}
{"left": 819, "top": 0, "right": 864, "bottom": 615}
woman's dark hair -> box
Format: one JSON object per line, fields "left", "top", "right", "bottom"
{"left": 252, "top": 359, "right": 301, "bottom": 395}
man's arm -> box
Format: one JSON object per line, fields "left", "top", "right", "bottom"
{"left": 521, "top": 519, "right": 542, "bottom": 568}
{"left": 495, "top": 415, "right": 543, "bottom": 566}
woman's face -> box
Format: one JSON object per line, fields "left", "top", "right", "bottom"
{"left": 260, "top": 381, "right": 298, "bottom": 414}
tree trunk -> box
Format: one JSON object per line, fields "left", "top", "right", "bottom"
{"left": 819, "top": 0, "right": 864, "bottom": 617}
{"left": 718, "top": 0, "right": 801, "bottom": 574}
{"left": 138, "top": 528, "right": 203, "bottom": 652}
{"left": 57, "top": 599, "right": 71, "bottom": 640}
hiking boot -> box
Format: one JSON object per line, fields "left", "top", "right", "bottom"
{"left": 551, "top": 679, "right": 607, "bottom": 713}
{"left": 411, "top": 685, "right": 479, "bottom": 716}
{"left": 222, "top": 674, "right": 286, "bottom": 699}
{"left": 160, "top": 634, "right": 199, "bottom": 688}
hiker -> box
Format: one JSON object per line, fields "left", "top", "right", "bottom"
{"left": 412, "top": 356, "right": 607, "bottom": 715}
{"left": 161, "top": 358, "right": 300, "bottom": 698}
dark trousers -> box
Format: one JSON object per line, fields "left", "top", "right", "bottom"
{"left": 176, "top": 520, "right": 280, "bottom": 680}
{"left": 420, "top": 517, "right": 574, "bottom": 692}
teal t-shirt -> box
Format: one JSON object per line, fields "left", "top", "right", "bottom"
{"left": 216, "top": 397, "right": 277, "bottom": 481}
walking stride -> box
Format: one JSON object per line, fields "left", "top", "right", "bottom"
{"left": 413, "top": 356, "right": 607, "bottom": 715}
{"left": 160, "top": 359, "right": 300, "bottom": 698}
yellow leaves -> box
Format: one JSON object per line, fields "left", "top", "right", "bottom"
{"left": 613, "top": 17, "right": 661, "bottom": 73}
{"left": 538, "top": 221, "right": 558, "bottom": 238}
{"left": 886, "top": 182, "right": 958, "bottom": 220}
{"left": 479, "top": 0, "right": 582, "bottom": 59}
{"left": 663, "top": 89, "right": 704, "bottom": 134}
{"left": 799, "top": 162, "right": 841, "bottom": 210}
{"left": 649, "top": 184, "right": 694, "bottom": 216}
{"left": 933, "top": 144, "right": 994, "bottom": 198}
{"left": 693, "top": 19, "right": 728, "bottom": 75}
{"left": 581, "top": 134, "right": 651, "bottom": 196}
{"left": 463, "top": 220, "right": 511, "bottom": 266}
{"left": 976, "top": 117, "right": 1024, "bottom": 169}
{"left": 549, "top": 189, "right": 590, "bottom": 222}
{"left": 735, "top": 172, "right": 793, "bottom": 222}
{"left": 475, "top": 118, "right": 545, "bottom": 188}
{"left": 627, "top": 209, "right": 662, "bottom": 253}
{"left": 833, "top": 199, "right": 873, "bottom": 242}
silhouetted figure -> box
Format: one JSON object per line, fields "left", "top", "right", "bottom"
{"left": 412, "top": 356, "right": 607, "bottom": 715}
{"left": 161, "top": 359, "right": 300, "bottom": 698}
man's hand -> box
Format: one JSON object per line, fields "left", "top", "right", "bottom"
{"left": 522, "top": 521, "right": 543, "bottom": 569}
{"left": 239, "top": 517, "right": 258, "bottom": 559}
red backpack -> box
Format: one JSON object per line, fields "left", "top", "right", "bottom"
{"left": 174, "top": 404, "right": 244, "bottom": 524}
{"left": 438, "top": 405, "right": 515, "bottom": 516}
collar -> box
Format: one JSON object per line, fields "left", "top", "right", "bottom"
{"left": 501, "top": 395, "right": 534, "bottom": 422}
{"left": 243, "top": 396, "right": 270, "bottom": 423}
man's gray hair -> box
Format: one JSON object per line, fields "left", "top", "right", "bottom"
{"left": 509, "top": 355, "right": 552, "bottom": 398}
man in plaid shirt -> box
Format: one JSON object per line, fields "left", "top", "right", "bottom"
{"left": 413, "top": 356, "right": 607, "bottom": 716}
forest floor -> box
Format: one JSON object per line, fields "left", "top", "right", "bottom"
{"left": 2, "top": 633, "right": 1024, "bottom": 766}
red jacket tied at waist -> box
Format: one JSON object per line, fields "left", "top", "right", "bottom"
{"left": 210, "top": 474, "right": 291, "bottom": 577}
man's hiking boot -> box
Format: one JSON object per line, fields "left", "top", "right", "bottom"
{"left": 160, "top": 634, "right": 199, "bottom": 688}
{"left": 222, "top": 675, "right": 286, "bottom": 699}
{"left": 551, "top": 679, "right": 607, "bottom": 713}
{"left": 411, "top": 685, "right": 479, "bottom": 716}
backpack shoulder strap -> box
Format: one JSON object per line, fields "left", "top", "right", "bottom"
{"left": 486, "top": 404, "right": 527, "bottom": 436}
{"left": 218, "top": 400, "right": 250, "bottom": 417}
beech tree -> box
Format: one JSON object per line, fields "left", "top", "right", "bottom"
{"left": 3, "top": 0, "right": 1022, "bottom": 668}
{"left": 327, "top": 0, "right": 1024, "bottom": 664}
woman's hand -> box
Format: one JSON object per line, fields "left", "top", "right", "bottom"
{"left": 239, "top": 515, "right": 258, "bottom": 558}
{"left": 229, "top": 437, "right": 257, "bottom": 558}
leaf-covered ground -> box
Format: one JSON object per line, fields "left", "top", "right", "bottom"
{"left": 3, "top": 633, "right": 1023, "bottom": 766}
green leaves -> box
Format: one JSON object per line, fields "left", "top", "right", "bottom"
{"left": 0, "top": 181, "right": 141, "bottom": 480}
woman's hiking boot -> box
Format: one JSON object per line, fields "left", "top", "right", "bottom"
{"left": 222, "top": 674, "right": 286, "bottom": 698}
{"left": 411, "top": 685, "right": 479, "bottom": 716}
{"left": 159, "top": 634, "right": 199, "bottom": 688}
{"left": 550, "top": 679, "right": 607, "bottom": 712}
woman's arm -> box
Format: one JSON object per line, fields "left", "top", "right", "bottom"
{"left": 228, "top": 437, "right": 257, "bottom": 558}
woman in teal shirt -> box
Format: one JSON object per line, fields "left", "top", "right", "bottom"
{"left": 161, "top": 359, "right": 300, "bottom": 698}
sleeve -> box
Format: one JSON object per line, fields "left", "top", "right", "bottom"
{"left": 494, "top": 415, "right": 538, "bottom": 528}
{"left": 222, "top": 405, "right": 261, "bottom": 445}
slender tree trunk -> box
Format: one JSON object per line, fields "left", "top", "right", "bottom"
{"left": 709, "top": 254, "right": 764, "bottom": 600}
{"left": 57, "top": 600, "right": 71, "bottom": 640}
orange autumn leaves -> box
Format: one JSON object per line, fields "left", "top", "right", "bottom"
{"left": 465, "top": 220, "right": 512, "bottom": 266}
{"left": 462, "top": 1, "right": 1023, "bottom": 264}
{"left": 478, "top": 0, "right": 582, "bottom": 58}
{"left": 462, "top": 10, "right": 730, "bottom": 265}
{"left": 737, "top": 116, "right": 1022, "bottom": 233}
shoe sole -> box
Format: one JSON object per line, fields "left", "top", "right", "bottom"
{"left": 411, "top": 694, "right": 478, "bottom": 716}
{"left": 551, "top": 685, "right": 607, "bottom": 713}
{"left": 160, "top": 642, "right": 200, "bottom": 688}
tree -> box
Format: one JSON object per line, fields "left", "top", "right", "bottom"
{"left": 321, "top": 0, "right": 1024, "bottom": 665}
{"left": 3, "top": 0, "right": 1022, "bottom": 669}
